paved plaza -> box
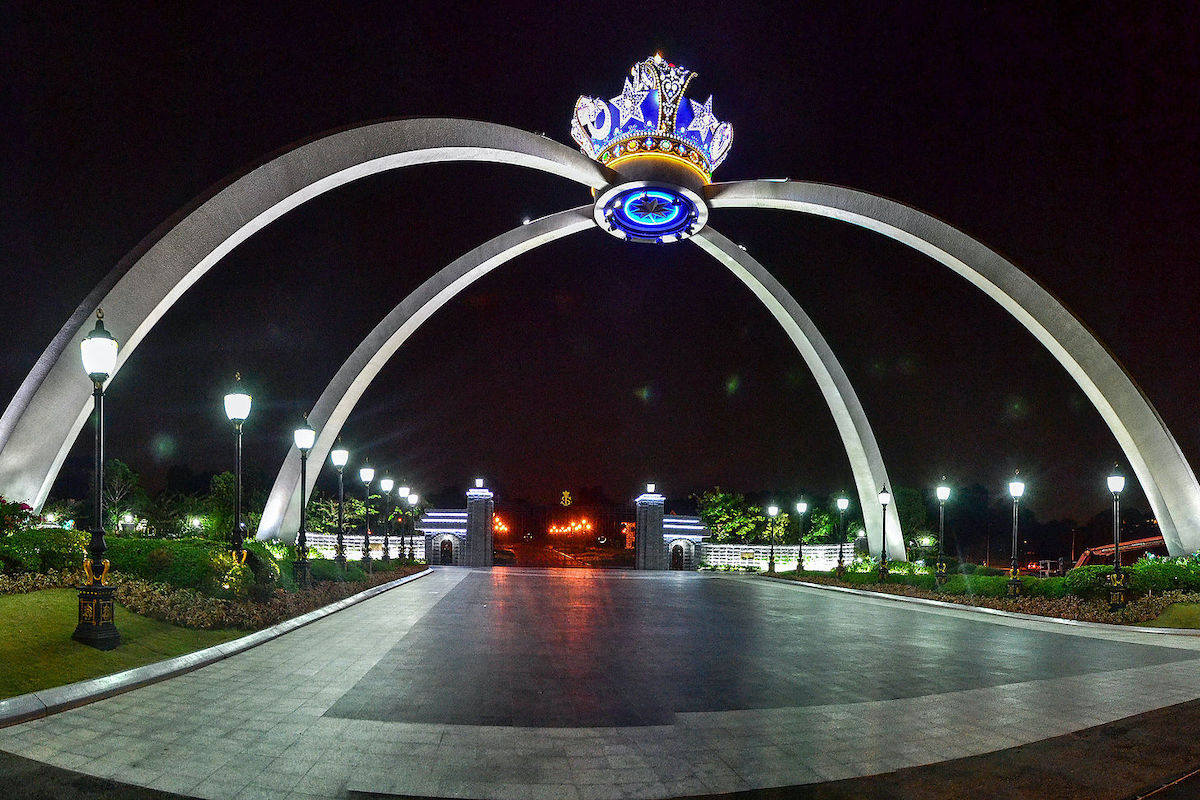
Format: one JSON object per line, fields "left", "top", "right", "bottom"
{"left": 3, "top": 568, "right": 1200, "bottom": 798}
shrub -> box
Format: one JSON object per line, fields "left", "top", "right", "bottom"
{"left": 1064, "top": 565, "right": 1113, "bottom": 600}
{"left": 0, "top": 528, "right": 88, "bottom": 574}
{"left": 1126, "top": 556, "right": 1200, "bottom": 595}
{"left": 106, "top": 537, "right": 218, "bottom": 589}
{"left": 1029, "top": 576, "right": 1069, "bottom": 598}
{"left": 939, "top": 574, "right": 1011, "bottom": 597}
{"left": 309, "top": 558, "right": 366, "bottom": 582}
{"left": 203, "top": 550, "right": 254, "bottom": 599}
{"left": 0, "top": 496, "right": 37, "bottom": 535}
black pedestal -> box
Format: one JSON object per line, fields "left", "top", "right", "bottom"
{"left": 73, "top": 583, "right": 121, "bottom": 650}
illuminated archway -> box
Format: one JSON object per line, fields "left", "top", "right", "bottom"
{"left": 3, "top": 105, "right": 1196, "bottom": 554}
{"left": 255, "top": 210, "right": 905, "bottom": 558}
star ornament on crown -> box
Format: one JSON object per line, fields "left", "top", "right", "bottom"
{"left": 571, "top": 53, "right": 733, "bottom": 184}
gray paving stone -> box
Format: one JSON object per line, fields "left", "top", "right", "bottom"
{"left": 5, "top": 568, "right": 1200, "bottom": 799}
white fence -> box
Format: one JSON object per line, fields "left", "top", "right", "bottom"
{"left": 303, "top": 532, "right": 426, "bottom": 562}
{"left": 698, "top": 542, "right": 853, "bottom": 572}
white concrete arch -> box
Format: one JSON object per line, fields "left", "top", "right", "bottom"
{"left": 0, "top": 119, "right": 612, "bottom": 510}
{"left": 705, "top": 180, "right": 1200, "bottom": 556}
{"left": 693, "top": 229, "right": 904, "bottom": 559}
{"left": 258, "top": 211, "right": 905, "bottom": 560}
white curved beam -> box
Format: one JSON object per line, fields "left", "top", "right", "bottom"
{"left": 692, "top": 228, "right": 905, "bottom": 559}
{"left": 0, "top": 119, "right": 612, "bottom": 510}
{"left": 706, "top": 180, "right": 1200, "bottom": 556}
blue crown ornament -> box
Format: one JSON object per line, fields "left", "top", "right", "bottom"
{"left": 571, "top": 54, "right": 733, "bottom": 183}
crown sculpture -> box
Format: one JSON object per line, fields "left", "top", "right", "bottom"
{"left": 572, "top": 54, "right": 733, "bottom": 244}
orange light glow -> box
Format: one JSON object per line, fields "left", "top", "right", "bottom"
{"left": 547, "top": 518, "right": 594, "bottom": 535}
{"left": 493, "top": 515, "right": 510, "bottom": 534}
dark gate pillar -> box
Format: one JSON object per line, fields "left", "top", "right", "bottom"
{"left": 465, "top": 479, "right": 494, "bottom": 567}
{"left": 635, "top": 484, "right": 666, "bottom": 570}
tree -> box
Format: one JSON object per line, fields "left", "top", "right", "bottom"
{"left": 695, "top": 489, "right": 766, "bottom": 543}
{"left": 100, "top": 459, "right": 147, "bottom": 527}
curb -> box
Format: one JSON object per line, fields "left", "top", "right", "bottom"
{"left": 754, "top": 574, "right": 1200, "bottom": 637}
{"left": 0, "top": 568, "right": 433, "bottom": 730}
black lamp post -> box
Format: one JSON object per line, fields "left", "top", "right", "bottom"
{"left": 379, "top": 477, "right": 393, "bottom": 565}
{"left": 293, "top": 418, "right": 316, "bottom": 588}
{"left": 397, "top": 485, "right": 410, "bottom": 560}
{"left": 795, "top": 500, "right": 808, "bottom": 573}
{"left": 1108, "top": 465, "right": 1127, "bottom": 610}
{"left": 223, "top": 374, "right": 252, "bottom": 562}
{"left": 835, "top": 496, "right": 849, "bottom": 578}
{"left": 935, "top": 480, "right": 951, "bottom": 589}
{"left": 1008, "top": 471, "right": 1025, "bottom": 597}
{"left": 878, "top": 488, "right": 891, "bottom": 581}
{"left": 766, "top": 504, "right": 779, "bottom": 573}
{"left": 359, "top": 464, "right": 374, "bottom": 573}
{"left": 330, "top": 444, "right": 349, "bottom": 569}
{"left": 405, "top": 491, "right": 419, "bottom": 560}
{"left": 74, "top": 310, "right": 121, "bottom": 650}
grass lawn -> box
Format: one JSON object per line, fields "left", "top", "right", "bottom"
{"left": 0, "top": 588, "right": 243, "bottom": 701}
{"left": 1142, "top": 602, "right": 1200, "bottom": 629}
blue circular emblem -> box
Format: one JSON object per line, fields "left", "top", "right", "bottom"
{"left": 595, "top": 184, "right": 705, "bottom": 243}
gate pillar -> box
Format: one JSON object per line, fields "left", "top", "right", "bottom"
{"left": 635, "top": 485, "right": 666, "bottom": 570}
{"left": 465, "top": 480, "right": 494, "bottom": 567}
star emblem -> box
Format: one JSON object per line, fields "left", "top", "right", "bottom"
{"left": 629, "top": 194, "right": 674, "bottom": 221}
{"left": 687, "top": 95, "right": 718, "bottom": 134}
{"left": 611, "top": 78, "right": 649, "bottom": 127}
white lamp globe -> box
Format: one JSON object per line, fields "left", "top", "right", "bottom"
{"left": 330, "top": 447, "right": 349, "bottom": 468}
{"left": 380, "top": 478, "right": 394, "bottom": 493}
{"left": 936, "top": 484, "right": 951, "bottom": 502}
{"left": 836, "top": 497, "right": 850, "bottom": 512}
{"left": 80, "top": 311, "right": 119, "bottom": 382}
{"left": 1107, "top": 467, "right": 1126, "bottom": 495}
{"left": 767, "top": 505, "right": 779, "bottom": 517}
{"left": 398, "top": 485, "right": 410, "bottom": 497}
{"left": 223, "top": 373, "right": 251, "bottom": 424}
{"left": 407, "top": 493, "right": 418, "bottom": 505}
{"left": 1009, "top": 479, "right": 1025, "bottom": 499}
{"left": 293, "top": 421, "right": 316, "bottom": 452}
{"left": 878, "top": 488, "right": 891, "bottom": 507}
{"left": 796, "top": 501, "right": 807, "bottom": 514}
{"left": 360, "top": 466, "right": 375, "bottom": 484}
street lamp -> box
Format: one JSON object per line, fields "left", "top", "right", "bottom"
{"left": 74, "top": 309, "right": 121, "bottom": 649}
{"left": 1008, "top": 471, "right": 1025, "bottom": 597}
{"left": 1108, "top": 465, "right": 1127, "bottom": 610}
{"left": 330, "top": 443, "right": 349, "bottom": 568}
{"left": 795, "top": 500, "right": 808, "bottom": 572}
{"left": 223, "top": 373, "right": 252, "bottom": 562}
{"left": 935, "top": 480, "right": 951, "bottom": 589}
{"left": 397, "top": 485, "right": 410, "bottom": 560}
{"left": 766, "top": 505, "right": 779, "bottom": 573}
{"left": 878, "top": 488, "right": 891, "bottom": 580}
{"left": 292, "top": 418, "right": 316, "bottom": 588}
{"left": 359, "top": 464, "right": 374, "bottom": 572}
{"left": 836, "top": 496, "right": 850, "bottom": 578}
{"left": 406, "top": 492, "right": 419, "bottom": 560}
{"left": 379, "top": 477, "right": 394, "bottom": 565}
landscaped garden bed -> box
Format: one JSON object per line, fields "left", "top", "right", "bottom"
{"left": 768, "top": 557, "right": 1200, "bottom": 626}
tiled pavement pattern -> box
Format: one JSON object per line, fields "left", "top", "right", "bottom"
{"left": 1, "top": 568, "right": 1200, "bottom": 800}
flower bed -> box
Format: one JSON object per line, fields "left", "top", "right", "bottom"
{"left": 0, "top": 564, "right": 425, "bottom": 630}
{"left": 776, "top": 570, "right": 1200, "bottom": 625}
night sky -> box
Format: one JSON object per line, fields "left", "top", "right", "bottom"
{"left": 5, "top": 3, "right": 1200, "bottom": 529}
